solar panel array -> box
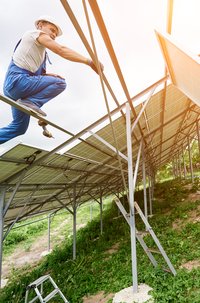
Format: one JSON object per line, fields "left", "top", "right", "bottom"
{"left": 1, "top": 83, "right": 199, "bottom": 228}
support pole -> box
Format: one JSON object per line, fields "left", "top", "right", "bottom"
{"left": 182, "top": 148, "right": 187, "bottom": 179}
{"left": 48, "top": 214, "right": 51, "bottom": 252}
{"left": 187, "top": 136, "right": 194, "bottom": 183}
{"left": 100, "top": 189, "right": 103, "bottom": 235}
{"left": 174, "top": 157, "right": 178, "bottom": 178}
{"left": 196, "top": 121, "right": 200, "bottom": 155}
{"left": 73, "top": 185, "right": 77, "bottom": 260}
{"left": 0, "top": 187, "right": 5, "bottom": 288}
{"left": 148, "top": 171, "right": 153, "bottom": 216}
{"left": 172, "top": 158, "right": 176, "bottom": 179}
{"left": 167, "top": 0, "right": 174, "bottom": 34}
{"left": 151, "top": 174, "right": 155, "bottom": 202}
{"left": 126, "top": 103, "right": 138, "bottom": 293}
{"left": 176, "top": 157, "right": 179, "bottom": 178}
{"left": 117, "top": 197, "right": 121, "bottom": 216}
{"left": 178, "top": 152, "right": 182, "bottom": 179}
{"left": 142, "top": 142, "right": 148, "bottom": 220}
{"left": 3, "top": 171, "right": 26, "bottom": 217}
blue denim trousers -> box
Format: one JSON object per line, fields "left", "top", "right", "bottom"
{"left": 0, "top": 61, "right": 66, "bottom": 144}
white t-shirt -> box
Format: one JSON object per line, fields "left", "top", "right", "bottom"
{"left": 12, "top": 30, "right": 46, "bottom": 73}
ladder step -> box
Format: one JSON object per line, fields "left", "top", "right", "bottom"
{"left": 147, "top": 248, "right": 162, "bottom": 254}
{"left": 27, "top": 275, "right": 49, "bottom": 288}
{"left": 114, "top": 199, "right": 176, "bottom": 276}
{"left": 136, "top": 230, "right": 149, "bottom": 236}
{"left": 43, "top": 289, "right": 59, "bottom": 302}
{"left": 28, "top": 296, "right": 41, "bottom": 303}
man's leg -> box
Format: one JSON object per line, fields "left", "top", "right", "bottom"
{"left": 5, "top": 74, "right": 67, "bottom": 108}
{"left": 25, "top": 75, "right": 67, "bottom": 108}
{"left": 4, "top": 74, "right": 66, "bottom": 108}
{"left": 0, "top": 107, "right": 30, "bottom": 144}
{"left": 0, "top": 75, "right": 66, "bottom": 144}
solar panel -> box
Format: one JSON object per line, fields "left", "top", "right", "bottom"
{"left": 155, "top": 30, "right": 200, "bottom": 107}
{"left": 1, "top": 83, "right": 199, "bottom": 226}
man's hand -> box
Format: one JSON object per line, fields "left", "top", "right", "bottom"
{"left": 87, "top": 59, "right": 104, "bottom": 74}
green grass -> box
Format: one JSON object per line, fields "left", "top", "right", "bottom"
{"left": 3, "top": 218, "right": 48, "bottom": 256}
{"left": 1, "top": 180, "right": 200, "bottom": 302}
{"left": 3, "top": 198, "right": 106, "bottom": 257}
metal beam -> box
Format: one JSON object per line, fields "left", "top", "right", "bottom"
{"left": 72, "top": 185, "right": 77, "bottom": 260}
{"left": 131, "top": 86, "right": 157, "bottom": 134}
{"left": 88, "top": 130, "right": 128, "bottom": 161}
{"left": 196, "top": 121, "right": 200, "bottom": 154}
{"left": 3, "top": 170, "right": 26, "bottom": 217}
{"left": 0, "top": 187, "right": 5, "bottom": 288}
{"left": 100, "top": 189, "right": 103, "bottom": 235}
{"left": 142, "top": 142, "right": 148, "bottom": 220}
{"left": 187, "top": 136, "right": 194, "bottom": 183}
{"left": 126, "top": 103, "right": 138, "bottom": 293}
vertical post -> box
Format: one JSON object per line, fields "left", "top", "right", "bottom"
{"left": 187, "top": 136, "right": 194, "bottom": 183}
{"left": 100, "top": 190, "right": 103, "bottom": 235}
{"left": 123, "top": 191, "right": 126, "bottom": 206}
{"left": 174, "top": 157, "right": 178, "bottom": 178}
{"left": 172, "top": 158, "right": 176, "bottom": 179}
{"left": 178, "top": 152, "right": 182, "bottom": 179}
{"left": 148, "top": 172, "right": 153, "bottom": 216}
{"left": 73, "top": 184, "right": 77, "bottom": 260}
{"left": 167, "top": 0, "right": 174, "bottom": 34}
{"left": 196, "top": 121, "right": 200, "bottom": 155}
{"left": 0, "top": 187, "right": 5, "bottom": 288}
{"left": 117, "top": 201, "right": 121, "bottom": 216}
{"left": 142, "top": 142, "right": 148, "bottom": 220}
{"left": 116, "top": 192, "right": 121, "bottom": 216}
{"left": 48, "top": 214, "right": 51, "bottom": 252}
{"left": 151, "top": 174, "right": 155, "bottom": 201}
{"left": 126, "top": 103, "right": 138, "bottom": 293}
{"left": 176, "top": 157, "right": 179, "bottom": 178}
{"left": 182, "top": 148, "right": 186, "bottom": 179}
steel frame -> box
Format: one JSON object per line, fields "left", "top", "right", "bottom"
{"left": 0, "top": 0, "right": 199, "bottom": 293}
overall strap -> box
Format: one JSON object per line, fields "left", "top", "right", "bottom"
{"left": 45, "top": 52, "right": 52, "bottom": 65}
{"left": 13, "top": 39, "right": 22, "bottom": 52}
{"left": 35, "top": 51, "right": 52, "bottom": 75}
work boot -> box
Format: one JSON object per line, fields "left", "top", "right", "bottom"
{"left": 16, "top": 99, "right": 47, "bottom": 117}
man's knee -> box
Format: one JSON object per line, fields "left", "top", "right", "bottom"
{"left": 0, "top": 120, "right": 29, "bottom": 144}
{"left": 57, "top": 78, "right": 67, "bottom": 92}
{"left": 18, "top": 125, "right": 28, "bottom": 135}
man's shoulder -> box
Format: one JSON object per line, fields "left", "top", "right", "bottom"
{"left": 23, "top": 30, "right": 41, "bottom": 38}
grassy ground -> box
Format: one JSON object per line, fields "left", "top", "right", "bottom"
{"left": 3, "top": 198, "right": 106, "bottom": 257}
{"left": 0, "top": 179, "right": 200, "bottom": 302}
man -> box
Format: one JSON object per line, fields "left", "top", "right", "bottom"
{"left": 0, "top": 15, "right": 103, "bottom": 144}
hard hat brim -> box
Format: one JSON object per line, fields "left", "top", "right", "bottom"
{"left": 35, "top": 16, "right": 62, "bottom": 36}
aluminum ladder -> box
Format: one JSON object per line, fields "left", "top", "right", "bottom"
{"left": 25, "top": 275, "right": 69, "bottom": 303}
{"left": 114, "top": 198, "right": 176, "bottom": 276}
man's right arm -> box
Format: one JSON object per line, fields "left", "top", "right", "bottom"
{"left": 37, "top": 33, "right": 104, "bottom": 73}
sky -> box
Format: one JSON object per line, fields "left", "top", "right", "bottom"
{"left": 0, "top": 0, "right": 200, "bottom": 155}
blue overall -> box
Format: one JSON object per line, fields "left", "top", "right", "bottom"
{"left": 0, "top": 46, "right": 67, "bottom": 144}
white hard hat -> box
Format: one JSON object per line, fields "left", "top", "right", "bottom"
{"left": 35, "top": 15, "right": 63, "bottom": 36}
